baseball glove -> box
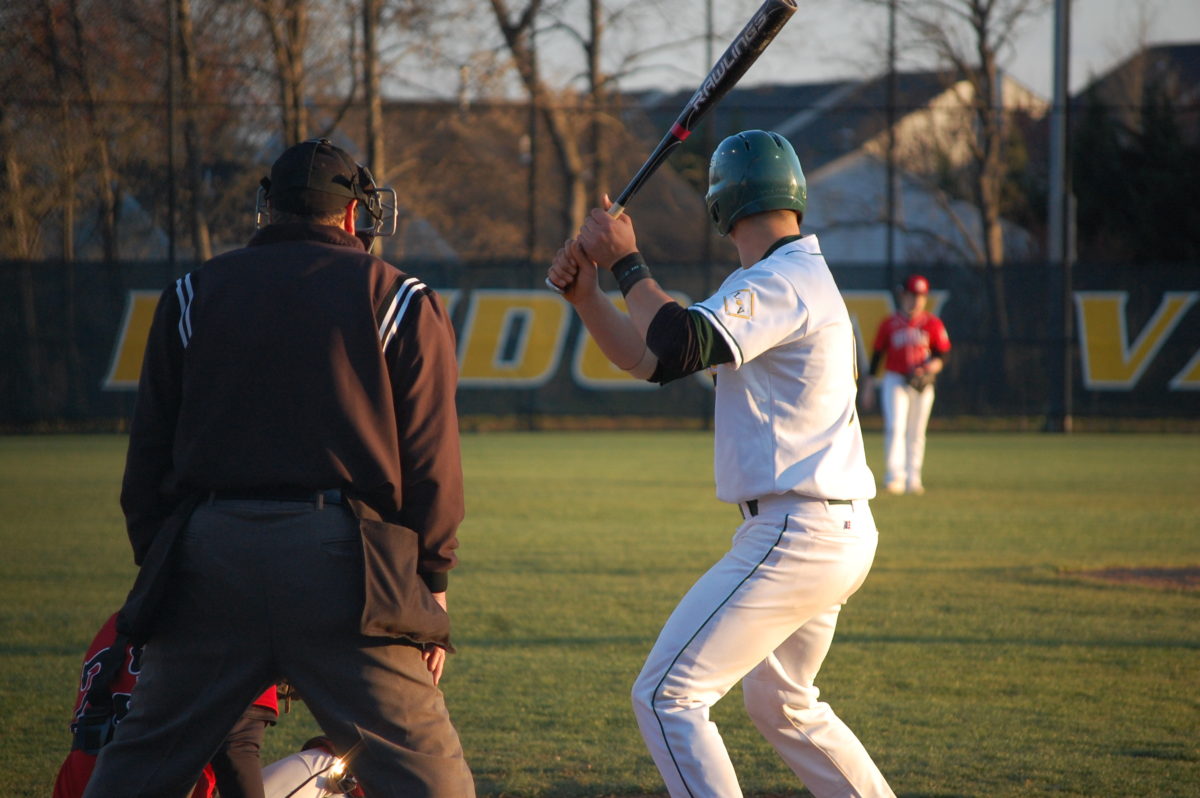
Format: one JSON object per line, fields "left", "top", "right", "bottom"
{"left": 908, "top": 372, "right": 935, "bottom": 391}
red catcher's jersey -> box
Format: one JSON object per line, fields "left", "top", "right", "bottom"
{"left": 67, "top": 614, "right": 278, "bottom": 726}
{"left": 52, "top": 750, "right": 215, "bottom": 798}
{"left": 54, "top": 614, "right": 216, "bottom": 798}
{"left": 872, "top": 311, "right": 951, "bottom": 376}
{"left": 53, "top": 613, "right": 278, "bottom": 798}
{"left": 69, "top": 614, "right": 140, "bottom": 734}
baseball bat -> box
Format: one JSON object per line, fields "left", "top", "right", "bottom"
{"left": 548, "top": 0, "right": 798, "bottom": 293}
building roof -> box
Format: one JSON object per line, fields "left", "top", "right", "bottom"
{"left": 1074, "top": 42, "right": 1200, "bottom": 108}
{"left": 1067, "top": 41, "right": 1200, "bottom": 149}
{"left": 628, "top": 71, "right": 974, "bottom": 173}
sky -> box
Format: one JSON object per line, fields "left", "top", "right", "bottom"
{"left": 615, "top": 0, "right": 1200, "bottom": 100}
{"left": 997, "top": 0, "right": 1200, "bottom": 95}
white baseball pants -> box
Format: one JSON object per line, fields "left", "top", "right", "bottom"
{"left": 631, "top": 497, "right": 894, "bottom": 798}
{"left": 262, "top": 749, "right": 341, "bottom": 797}
{"left": 880, "top": 371, "right": 936, "bottom": 491}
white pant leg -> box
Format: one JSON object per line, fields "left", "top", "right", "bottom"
{"left": 262, "top": 749, "right": 341, "bottom": 797}
{"left": 631, "top": 501, "right": 887, "bottom": 798}
{"left": 880, "top": 372, "right": 910, "bottom": 487}
{"left": 904, "top": 384, "right": 935, "bottom": 490}
{"left": 743, "top": 607, "right": 895, "bottom": 798}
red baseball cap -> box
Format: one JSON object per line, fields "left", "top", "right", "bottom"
{"left": 904, "top": 274, "right": 930, "bottom": 295}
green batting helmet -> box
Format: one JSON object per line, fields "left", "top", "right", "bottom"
{"left": 705, "top": 130, "right": 807, "bottom": 236}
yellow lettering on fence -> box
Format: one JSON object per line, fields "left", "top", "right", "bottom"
{"left": 457, "top": 290, "right": 569, "bottom": 387}
{"left": 103, "top": 291, "right": 162, "bottom": 389}
{"left": 103, "top": 289, "right": 464, "bottom": 392}
{"left": 1074, "top": 292, "right": 1198, "bottom": 390}
{"left": 1169, "top": 349, "right": 1200, "bottom": 391}
{"left": 104, "top": 286, "right": 969, "bottom": 393}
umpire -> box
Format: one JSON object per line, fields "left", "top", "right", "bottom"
{"left": 85, "top": 138, "right": 475, "bottom": 797}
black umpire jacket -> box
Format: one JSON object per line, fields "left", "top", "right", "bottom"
{"left": 120, "top": 222, "right": 464, "bottom": 646}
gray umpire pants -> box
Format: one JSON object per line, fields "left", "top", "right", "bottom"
{"left": 83, "top": 497, "right": 475, "bottom": 798}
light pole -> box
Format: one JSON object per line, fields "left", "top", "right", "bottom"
{"left": 166, "top": 0, "right": 178, "bottom": 271}
{"left": 1046, "top": 0, "right": 1073, "bottom": 432}
{"left": 702, "top": 0, "right": 716, "bottom": 274}
{"left": 885, "top": 0, "right": 897, "bottom": 289}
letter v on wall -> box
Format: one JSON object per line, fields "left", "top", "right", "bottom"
{"left": 1074, "top": 291, "right": 1198, "bottom": 390}
{"left": 103, "top": 291, "right": 163, "bottom": 389}
{"left": 1169, "top": 349, "right": 1200, "bottom": 391}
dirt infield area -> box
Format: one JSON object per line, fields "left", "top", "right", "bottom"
{"left": 1072, "top": 566, "right": 1200, "bottom": 590}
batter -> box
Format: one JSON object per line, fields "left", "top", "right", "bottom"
{"left": 547, "top": 130, "right": 894, "bottom": 797}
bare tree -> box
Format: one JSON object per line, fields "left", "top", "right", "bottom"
{"left": 255, "top": 0, "right": 311, "bottom": 142}
{"left": 38, "top": 0, "right": 78, "bottom": 262}
{"left": 40, "top": 0, "right": 86, "bottom": 408}
{"left": 909, "top": 0, "right": 1047, "bottom": 267}
{"left": 359, "top": 2, "right": 448, "bottom": 179}
{"left": 66, "top": 0, "right": 121, "bottom": 263}
{"left": 862, "top": 0, "right": 1050, "bottom": 337}
{"left": 177, "top": 0, "right": 212, "bottom": 261}
{"left": 363, "top": 0, "right": 385, "bottom": 182}
{"left": 489, "top": 0, "right": 589, "bottom": 248}
{"left": 586, "top": 0, "right": 608, "bottom": 201}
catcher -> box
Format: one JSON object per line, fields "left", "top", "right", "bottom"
{"left": 52, "top": 612, "right": 278, "bottom": 798}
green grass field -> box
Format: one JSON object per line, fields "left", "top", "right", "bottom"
{"left": 1, "top": 431, "right": 1198, "bottom": 797}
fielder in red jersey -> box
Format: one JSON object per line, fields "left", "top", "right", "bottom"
{"left": 866, "top": 274, "right": 950, "bottom": 495}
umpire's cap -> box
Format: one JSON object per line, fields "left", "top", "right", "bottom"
{"left": 264, "top": 138, "right": 369, "bottom": 214}
{"left": 904, "top": 274, "right": 930, "bottom": 295}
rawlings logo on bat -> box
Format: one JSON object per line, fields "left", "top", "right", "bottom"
{"left": 679, "top": 0, "right": 797, "bottom": 131}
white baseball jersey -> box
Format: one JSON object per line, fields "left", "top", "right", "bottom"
{"left": 692, "top": 234, "right": 876, "bottom": 504}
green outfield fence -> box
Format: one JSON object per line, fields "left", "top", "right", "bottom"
{"left": 2, "top": 258, "right": 1198, "bottom": 429}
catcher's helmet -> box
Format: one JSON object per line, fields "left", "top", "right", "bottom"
{"left": 705, "top": 130, "right": 806, "bottom": 236}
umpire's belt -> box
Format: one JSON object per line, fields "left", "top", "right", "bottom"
{"left": 209, "top": 488, "right": 344, "bottom": 508}
{"left": 739, "top": 495, "right": 854, "bottom": 520}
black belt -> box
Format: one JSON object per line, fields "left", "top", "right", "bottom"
{"left": 208, "top": 488, "right": 344, "bottom": 507}
{"left": 741, "top": 497, "right": 853, "bottom": 518}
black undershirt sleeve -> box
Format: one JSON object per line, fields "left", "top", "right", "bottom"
{"left": 869, "top": 349, "right": 884, "bottom": 377}
{"left": 645, "top": 303, "right": 733, "bottom": 385}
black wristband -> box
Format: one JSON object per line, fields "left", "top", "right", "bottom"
{"left": 612, "top": 252, "right": 650, "bottom": 296}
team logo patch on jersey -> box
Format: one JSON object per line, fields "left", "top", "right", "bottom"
{"left": 723, "top": 289, "right": 754, "bottom": 319}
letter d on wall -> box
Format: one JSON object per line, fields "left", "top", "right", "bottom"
{"left": 457, "top": 290, "right": 569, "bottom": 387}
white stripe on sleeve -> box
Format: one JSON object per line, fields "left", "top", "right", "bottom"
{"left": 174, "top": 273, "right": 195, "bottom": 348}
{"left": 380, "top": 278, "right": 427, "bottom": 351}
